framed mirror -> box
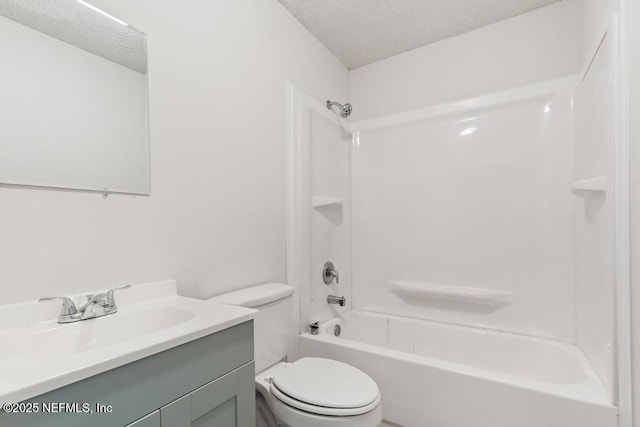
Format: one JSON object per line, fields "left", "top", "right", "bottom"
{"left": 0, "top": 0, "right": 150, "bottom": 195}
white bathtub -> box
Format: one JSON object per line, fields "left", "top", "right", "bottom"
{"left": 299, "top": 311, "right": 617, "bottom": 427}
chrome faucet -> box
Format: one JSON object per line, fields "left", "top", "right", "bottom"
{"left": 40, "top": 284, "right": 131, "bottom": 324}
{"left": 322, "top": 262, "right": 340, "bottom": 285}
{"left": 327, "top": 295, "right": 346, "bottom": 307}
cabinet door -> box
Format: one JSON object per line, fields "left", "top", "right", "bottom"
{"left": 126, "top": 410, "right": 160, "bottom": 427}
{"left": 160, "top": 362, "right": 255, "bottom": 427}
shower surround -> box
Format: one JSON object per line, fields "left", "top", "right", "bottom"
{"left": 287, "top": 2, "right": 620, "bottom": 426}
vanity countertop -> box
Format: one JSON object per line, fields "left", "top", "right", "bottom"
{"left": 0, "top": 280, "right": 255, "bottom": 404}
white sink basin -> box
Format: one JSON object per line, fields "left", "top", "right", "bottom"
{"left": 0, "top": 280, "right": 255, "bottom": 405}
{"left": 0, "top": 306, "right": 195, "bottom": 358}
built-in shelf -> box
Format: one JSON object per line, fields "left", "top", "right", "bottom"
{"left": 389, "top": 281, "right": 513, "bottom": 307}
{"left": 570, "top": 176, "right": 606, "bottom": 195}
{"left": 312, "top": 197, "right": 343, "bottom": 209}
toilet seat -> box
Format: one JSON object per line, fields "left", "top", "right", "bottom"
{"left": 269, "top": 358, "right": 380, "bottom": 416}
{"left": 270, "top": 384, "right": 381, "bottom": 416}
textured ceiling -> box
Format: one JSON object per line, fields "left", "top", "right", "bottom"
{"left": 0, "top": 0, "right": 146, "bottom": 73}
{"left": 278, "top": 0, "right": 562, "bottom": 69}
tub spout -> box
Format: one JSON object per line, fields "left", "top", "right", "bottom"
{"left": 327, "top": 295, "right": 346, "bottom": 307}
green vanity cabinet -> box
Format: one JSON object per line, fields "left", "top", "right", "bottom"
{"left": 157, "top": 359, "right": 255, "bottom": 427}
{"left": 1, "top": 321, "right": 255, "bottom": 427}
{"left": 127, "top": 411, "right": 160, "bottom": 427}
{"left": 124, "top": 362, "right": 255, "bottom": 427}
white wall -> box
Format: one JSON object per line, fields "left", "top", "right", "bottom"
{"left": 580, "top": 0, "right": 613, "bottom": 58}
{"left": 0, "top": 0, "right": 348, "bottom": 305}
{"left": 573, "top": 29, "right": 616, "bottom": 401}
{"left": 629, "top": 0, "right": 640, "bottom": 422}
{"left": 572, "top": 0, "right": 617, "bottom": 404}
{"left": 349, "top": 0, "right": 582, "bottom": 121}
{"left": 0, "top": 15, "right": 148, "bottom": 194}
{"left": 351, "top": 90, "right": 576, "bottom": 341}
{"left": 307, "top": 112, "right": 352, "bottom": 323}
{"left": 347, "top": 0, "right": 621, "bottom": 387}
{"left": 347, "top": 0, "right": 586, "bottom": 343}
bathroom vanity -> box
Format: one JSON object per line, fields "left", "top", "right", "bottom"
{"left": 0, "top": 280, "right": 256, "bottom": 427}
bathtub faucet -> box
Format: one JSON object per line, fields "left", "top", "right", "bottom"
{"left": 327, "top": 295, "right": 346, "bottom": 307}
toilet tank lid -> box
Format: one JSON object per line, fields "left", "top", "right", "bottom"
{"left": 207, "top": 283, "right": 294, "bottom": 308}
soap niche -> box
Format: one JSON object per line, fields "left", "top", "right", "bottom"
{"left": 312, "top": 196, "right": 343, "bottom": 225}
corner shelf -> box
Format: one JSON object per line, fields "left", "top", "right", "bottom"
{"left": 570, "top": 176, "right": 606, "bottom": 196}
{"left": 389, "top": 281, "right": 513, "bottom": 307}
{"left": 312, "top": 197, "right": 343, "bottom": 209}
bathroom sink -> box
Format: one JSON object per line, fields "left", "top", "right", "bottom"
{"left": 0, "top": 280, "right": 255, "bottom": 405}
{"left": 0, "top": 306, "right": 195, "bottom": 358}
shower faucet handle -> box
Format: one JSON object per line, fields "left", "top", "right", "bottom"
{"left": 322, "top": 261, "right": 340, "bottom": 285}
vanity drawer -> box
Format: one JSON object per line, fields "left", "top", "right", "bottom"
{"left": 0, "top": 320, "right": 254, "bottom": 427}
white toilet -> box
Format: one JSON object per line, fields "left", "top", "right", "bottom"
{"left": 208, "top": 283, "right": 382, "bottom": 427}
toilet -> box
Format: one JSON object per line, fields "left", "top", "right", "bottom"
{"left": 208, "top": 283, "right": 382, "bottom": 427}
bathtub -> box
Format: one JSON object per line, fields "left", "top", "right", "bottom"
{"left": 299, "top": 311, "right": 617, "bottom": 427}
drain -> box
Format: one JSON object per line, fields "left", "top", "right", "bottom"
{"left": 334, "top": 324, "right": 341, "bottom": 337}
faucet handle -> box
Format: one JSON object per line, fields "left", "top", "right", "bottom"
{"left": 39, "top": 296, "right": 78, "bottom": 316}
{"left": 322, "top": 262, "right": 340, "bottom": 285}
{"left": 105, "top": 284, "right": 131, "bottom": 307}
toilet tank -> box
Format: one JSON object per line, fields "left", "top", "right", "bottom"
{"left": 207, "top": 283, "right": 294, "bottom": 373}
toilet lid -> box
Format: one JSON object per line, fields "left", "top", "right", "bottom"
{"left": 270, "top": 358, "right": 380, "bottom": 412}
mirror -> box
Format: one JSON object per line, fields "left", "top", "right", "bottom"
{"left": 0, "top": 0, "right": 150, "bottom": 195}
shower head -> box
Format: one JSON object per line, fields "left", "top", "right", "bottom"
{"left": 326, "top": 100, "right": 353, "bottom": 118}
